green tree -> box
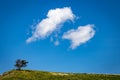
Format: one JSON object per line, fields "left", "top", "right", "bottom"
{"left": 15, "top": 59, "right": 28, "bottom": 70}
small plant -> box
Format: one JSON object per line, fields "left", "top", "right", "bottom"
{"left": 14, "top": 59, "right": 28, "bottom": 70}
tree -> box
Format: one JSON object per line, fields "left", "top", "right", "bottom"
{"left": 14, "top": 59, "right": 28, "bottom": 70}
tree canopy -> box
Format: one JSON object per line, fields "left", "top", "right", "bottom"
{"left": 14, "top": 59, "right": 28, "bottom": 70}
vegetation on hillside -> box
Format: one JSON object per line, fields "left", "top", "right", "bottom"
{"left": 14, "top": 59, "right": 28, "bottom": 70}
{"left": 0, "top": 70, "right": 120, "bottom": 80}
{"left": 0, "top": 59, "right": 120, "bottom": 80}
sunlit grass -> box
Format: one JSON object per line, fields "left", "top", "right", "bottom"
{"left": 0, "top": 70, "right": 120, "bottom": 80}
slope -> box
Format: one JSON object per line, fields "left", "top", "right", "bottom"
{"left": 0, "top": 70, "right": 120, "bottom": 80}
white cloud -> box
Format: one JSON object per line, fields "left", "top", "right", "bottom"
{"left": 62, "top": 24, "right": 95, "bottom": 49}
{"left": 54, "top": 40, "right": 59, "bottom": 46}
{"left": 26, "top": 7, "right": 75, "bottom": 43}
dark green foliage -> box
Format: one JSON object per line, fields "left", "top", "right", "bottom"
{"left": 14, "top": 59, "right": 28, "bottom": 70}
{"left": 1, "top": 70, "right": 120, "bottom": 80}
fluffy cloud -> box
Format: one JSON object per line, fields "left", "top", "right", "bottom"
{"left": 62, "top": 24, "right": 95, "bottom": 49}
{"left": 26, "top": 7, "right": 75, "bottom": 43}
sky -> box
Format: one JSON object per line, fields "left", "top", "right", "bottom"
{"left": 0, "top": 0, "right": 120, "bottom": 74}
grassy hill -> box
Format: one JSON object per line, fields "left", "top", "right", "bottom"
{"left": 0, "top": 70, "right": 120, "bottom": 80}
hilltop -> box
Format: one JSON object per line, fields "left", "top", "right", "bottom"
{"left": 0, "top": 70, "right": 120, "bottom": 80}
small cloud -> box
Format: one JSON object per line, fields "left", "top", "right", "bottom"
{"left": 62, "top": 24, "right": 95, "bottom": 49}
{"left": 54, "top": 40, "right": 59, "bottom": 46}
{"left": 50, "top": 37, "right": 53, "bottom": 42}
{"left": 26, "top": 7, "right": 75, "bottom": 43}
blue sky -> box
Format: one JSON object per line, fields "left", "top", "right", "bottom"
{"left": 0, "top": 0, "right": 120, "bottom": 74}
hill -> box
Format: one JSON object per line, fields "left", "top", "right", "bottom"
{"left": 0, "top": 70, "right": 120, "bottom": 80}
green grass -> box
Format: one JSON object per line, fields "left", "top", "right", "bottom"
{"left": 0, "top": 70, "right": 120, "bottom": 80}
